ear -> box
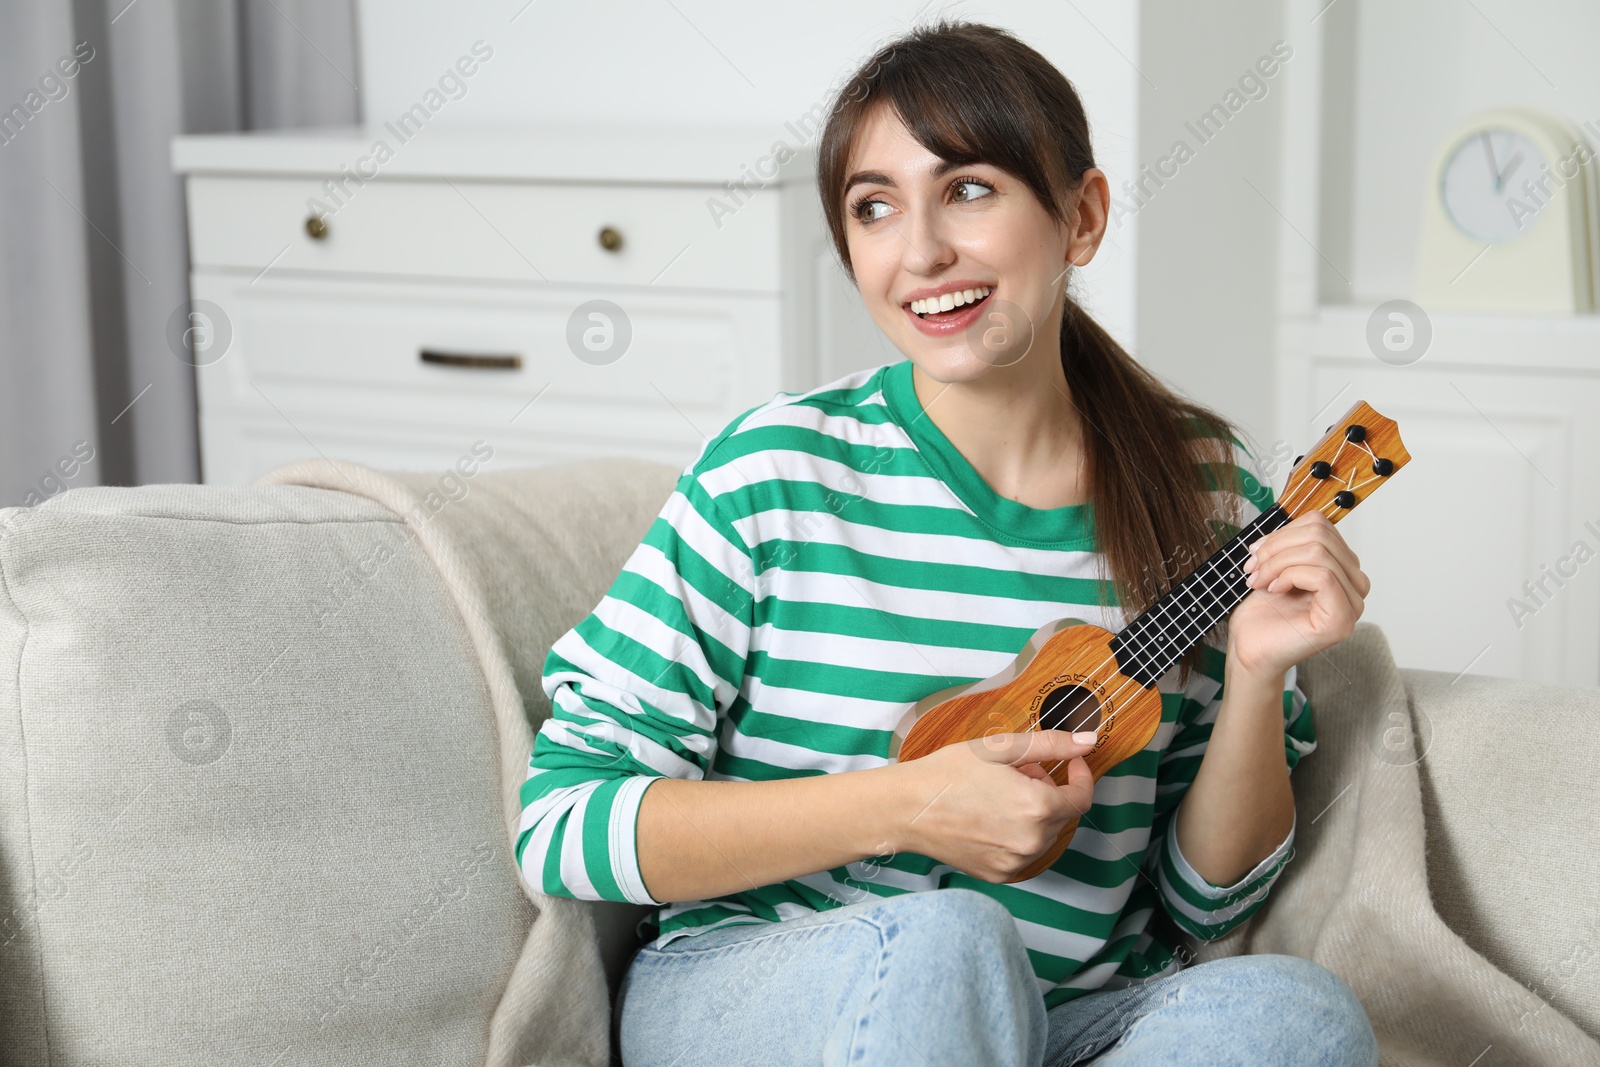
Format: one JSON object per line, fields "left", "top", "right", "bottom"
{"left": 1067, "top": 168, "right": 1111, "bottom": 267}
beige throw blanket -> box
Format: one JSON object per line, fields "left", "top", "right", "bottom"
{"left": 1192, "top": 623, "right": 1600, "bottom": 1067}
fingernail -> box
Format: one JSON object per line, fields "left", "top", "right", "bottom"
{"left": 1073, "top": 730, "right": 1098, "bottom": 744}
{"left": 1243, "top": 555, "right": 1256, "bottom": 573}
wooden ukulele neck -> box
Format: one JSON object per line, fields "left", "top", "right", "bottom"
{"left": 1106, "top": 401, "right": 1411, "bottom": 688}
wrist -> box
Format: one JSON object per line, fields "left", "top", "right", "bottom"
{"left": 1225, "top": 637, "right": 1286, "bottom": 697}
{"left": 1224, "top": 654, "right": 1285, "bottom": 706}
{"left": 859, "top": 760, "right": 922, "bottom": 858}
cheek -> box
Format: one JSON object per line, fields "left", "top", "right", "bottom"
{"left": 845, "top": 245, "right": 900, "bottom": 317}
{"left": 967, "top": 223, "right": 1047, "bottom": 299}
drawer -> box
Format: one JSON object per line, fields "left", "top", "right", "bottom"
{"left": 189, "top": 271, "right": 783, "bottom": 465}
{"left": 184, "top": 175, "right": 784, "bottom": 292}
{"left": 196, "top": 406, "right": 703, "bottom": 485}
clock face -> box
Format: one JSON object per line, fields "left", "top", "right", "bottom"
{"left": 1440, "top": 128, "right": 1548, "bottom": 243}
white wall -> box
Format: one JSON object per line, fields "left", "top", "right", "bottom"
{"left": 355, "top": 0, "right": 1141, "bottom": 355}
{"left": 1135, "top": 0, "right": 1286, "bottom": 441}
{"left": 1343, "top": 0, "right": 1600, "bottom": 303}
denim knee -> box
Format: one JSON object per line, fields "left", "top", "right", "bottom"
{"left": 1250, "top": 954, "right": 1378, "bottom": 1065}
{"left": 877, "top": 888, "right": 1018, "bottom": 943}
{"left": 835, "top": 888, "right": 1045, "bottom": 1062}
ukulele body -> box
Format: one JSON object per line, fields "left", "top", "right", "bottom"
{"left": 888, "top": 617, "right": 1165, "bottom": 883}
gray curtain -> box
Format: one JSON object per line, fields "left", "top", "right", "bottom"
{"left": 0, "top": 0, "right": 359, "bottom": 508}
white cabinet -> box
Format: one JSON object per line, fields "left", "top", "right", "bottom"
{"left": 171, "top": 124, "right": 885, "bottom": 484}
{"left": 1304, "top": 309, "right": 1600, "bottom": 686}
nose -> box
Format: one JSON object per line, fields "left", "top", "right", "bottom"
{"left": 897, "top": 197, "right": 958, "bottom": 279}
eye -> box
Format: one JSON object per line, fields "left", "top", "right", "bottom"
{"left": 951, "top": 177, "right": 994, "bottom": 204}
{"left": 849, "top": 194, "right": 891, "bottom": 224}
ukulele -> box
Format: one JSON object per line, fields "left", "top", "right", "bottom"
{"left": 888, "top": 401, "right": 1410, "bottom": 883}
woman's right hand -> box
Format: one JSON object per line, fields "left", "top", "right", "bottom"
{"left": 882, "top": 730, "right": 1099, "bottom": 883}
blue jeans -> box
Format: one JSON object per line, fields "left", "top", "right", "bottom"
{"left": 615, "top": 887, "right": 1378, "bottom": 1066}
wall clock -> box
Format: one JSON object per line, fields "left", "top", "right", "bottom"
{"left": 1415, "top": 106, "right": 1599, "bottom": 313}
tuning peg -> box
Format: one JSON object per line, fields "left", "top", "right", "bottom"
{"left": 1373, "top": 457, "right": 1394, "bottom": 475}
{"left": 1334, "top": 490, "right": 1357, "bottom": 508}
{"left": 1293, "top": 454, "right": 1305, "bottom": 465}
{"left": 1345, "top": 425, "right": 1367, "bottom": 442}
{"left": 1310, "top": 461, "right": 1331, "bottom": 479}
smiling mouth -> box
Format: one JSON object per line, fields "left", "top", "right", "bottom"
{"left": 908, "top": 285, "right": 995, "bottom": 320}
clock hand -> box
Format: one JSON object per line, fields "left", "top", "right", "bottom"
{"left": 1481, "top": 131, "right": 1501, "bottom": 192}
{"left": 1495, "top": 151, "right": 1525, "bottom": 190}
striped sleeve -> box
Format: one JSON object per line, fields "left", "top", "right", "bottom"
{"left": 1142, "top": 435, "right": 1317, "bottom": 942}
{"left": 515, "top": 460, "right": 756, "bottom": 905}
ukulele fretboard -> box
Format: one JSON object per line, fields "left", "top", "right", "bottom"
{"left": 1108, "top": 504, "right": 1291, "bottom": 686}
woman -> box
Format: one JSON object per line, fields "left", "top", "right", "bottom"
{"left": 518, "top": 19, "right": 1379, "bottom": 1067}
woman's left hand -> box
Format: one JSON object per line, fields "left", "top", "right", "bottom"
{"left": 1228, "top": 510, "right": 1370, "bottom": 683}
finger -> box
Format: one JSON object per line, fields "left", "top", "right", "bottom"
{"left": 973, "top": 728, "right": 1098, "bottom": 767}
{"left": 1267, "top": 511, "right": 1356, "bottom": 579}
{"left": 1251, "top": 542, "right": 1364, "bottom": 615}
{"left": 1249, "top": 512, "right": 1362, "bottom": 581}
{"left": 1053, "top": 756, "right": 1095, "bottom": 817}
{"left": 1261, "top": 563, "right": 1363, "bottom": 624}
{"left": 1285, "top": 555, "right": 1363, "bottom": 618}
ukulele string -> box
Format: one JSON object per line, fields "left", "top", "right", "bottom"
{"left": 1024, "top": 490, "right": 1315, "bottom": 781}
{"left": 1031, "top": 441, "right": 1378, "bottom": 767}
{"left": 1030, "top": 435, "right": 1382, "bottom": 783}
{"left": 1051, "top": 448, "right": 1333, "bottom": 723}
{"left": 1027, "top": 440, "right": 1377, "bottom": 781}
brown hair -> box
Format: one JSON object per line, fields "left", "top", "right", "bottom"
{"left": 816, "top": 19, "right": 1248, "bottom": 685}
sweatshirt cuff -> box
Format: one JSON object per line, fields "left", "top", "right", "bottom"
{"left": 609, "top": 774, "right": 666, "bottom": 906}
{"left": 1157, "top": 808, "right": 1294, "bottom": 933}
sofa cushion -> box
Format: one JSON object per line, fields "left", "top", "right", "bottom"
{"left": 0, "top": 482, "right": 605, "bottom": 1066}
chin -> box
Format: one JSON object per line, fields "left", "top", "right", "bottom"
{"left": 898, "top": 349, "right": 1003, "bottom": 384}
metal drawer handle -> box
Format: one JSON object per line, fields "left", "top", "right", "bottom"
{"left": 419, "top": 348, "right": 522, "bottom": 370}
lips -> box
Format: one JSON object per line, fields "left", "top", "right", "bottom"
{"left": 905, "top": 283, "right": 995, "bottom": 318}
{"left": 903, "top": 285, "right": 997, "bottom": 338}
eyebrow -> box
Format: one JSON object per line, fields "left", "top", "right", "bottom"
{"left": 843, "top": 157, "right": 975, "bottom": 196}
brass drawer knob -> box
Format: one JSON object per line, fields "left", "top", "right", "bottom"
{"left": 598, "top": 225, "right": 623, "bottom": 252}
{"left": 305, "top": 215, "right": 329, "bottom": 240}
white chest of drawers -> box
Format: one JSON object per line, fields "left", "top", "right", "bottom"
{"left": 170, "top": 122, "right": 885, "bottom": 484}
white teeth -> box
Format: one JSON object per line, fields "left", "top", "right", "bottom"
{"left": 910, "top": 285, "right": 991, "bottom": 316}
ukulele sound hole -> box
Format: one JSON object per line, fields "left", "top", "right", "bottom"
{"left": 1037, "top": 684, "right": 1103, "bottom": 735}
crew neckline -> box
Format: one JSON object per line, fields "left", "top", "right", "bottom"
{"left": 880, "top": 358, "right": 1095, "bottom": 548}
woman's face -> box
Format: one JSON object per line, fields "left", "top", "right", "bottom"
{"left": 841, "top": 103, "right": 1107, "bottom": 384}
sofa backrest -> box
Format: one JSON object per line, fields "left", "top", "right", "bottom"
{"left": 256, "top": 456, "right": 684, "bottom": 1009}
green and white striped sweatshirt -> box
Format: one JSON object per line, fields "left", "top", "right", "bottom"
{"left": 518, "top": 357, "right": 1315, "bottom": 1006}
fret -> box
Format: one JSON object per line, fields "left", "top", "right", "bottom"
{"left": 1111, "top": 506, "right": 1290, "bottom": 686}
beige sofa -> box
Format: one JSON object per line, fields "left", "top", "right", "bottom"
{"left": 1, "top": 457, "right": 1596, "bottom": 1067}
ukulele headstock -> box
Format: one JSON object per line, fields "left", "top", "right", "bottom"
{"left": 1279, "top": 401, "right": 1410, "bottom": 523}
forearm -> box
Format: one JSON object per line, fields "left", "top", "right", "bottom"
{"left": 1173, "top": 658, "right": 1296, "bottom": 887}
{"left": 636, "top": 765, "right": 909, "bottom": 903}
